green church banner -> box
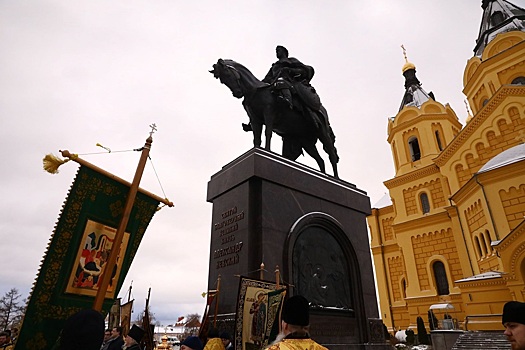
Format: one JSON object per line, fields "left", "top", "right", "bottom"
{"left": 16, "top": 164, "right": 160, "bottom": 350}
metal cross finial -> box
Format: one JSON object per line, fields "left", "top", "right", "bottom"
{"left": 149, "top": 123, "right": 157, "bottom": 136}
{"left": 401, "top": 44, "right": 408, "bottom": 63}
{"left": 464, "top": 99, "right": 472, "bottom": 115}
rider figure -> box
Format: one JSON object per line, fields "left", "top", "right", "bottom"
{"left": 262, "top": 46, "right": 314, "bottom": 110}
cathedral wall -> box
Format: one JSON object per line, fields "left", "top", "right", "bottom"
{"left": 464, "top": 199, "right": 488, "bottom": 234}
{"left": 382, "top": 216, "right": 395, "bottom": 241}
{"left": 411, "top": 229, "right": 461, "bottom": 292}
{"left": 388, "top": 256, "right": 405, "bottom": 303}
{"left": 500, "top": 185, "right": 525, "bottom": 231}
{"left": 402, "top": 179, "right": 446, "bottom": 217}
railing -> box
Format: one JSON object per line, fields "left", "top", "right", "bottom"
{"left": 464, "top": 313, "right": 503, "bottom": 331}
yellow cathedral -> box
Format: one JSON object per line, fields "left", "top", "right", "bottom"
{"left": 367, "top": 0, "right": 525, "bottom": 332}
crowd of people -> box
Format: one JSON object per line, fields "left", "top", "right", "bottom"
{"left": 2, "top": 297, "right": 524, "bottom": 349}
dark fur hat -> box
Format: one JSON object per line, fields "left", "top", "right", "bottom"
{"left": 181, "top": 335, "right": 203, "bottom": 350}
{"left": 502, "top": 301, "right": 525, "bottom": 325}
{"left": 220, "top": 331, "right": 231, "bottom": 340}
{"left": 60, "top": 309, "right": 104, "bottom": 350}
{"left": 282, "top": 295, "right": 310, "bottom": 326}
{"left": 127, "top": 324, "right": 145, "bottom": 343}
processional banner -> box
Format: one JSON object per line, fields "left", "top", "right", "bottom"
{"left": 121, "top": 300, "right": 134, "bottom": 337}
{"left": 16, "top": 164, "right": 160, "bottom": 350}
{"left": 234, "top": 277, "right": 286, "bottom": 350}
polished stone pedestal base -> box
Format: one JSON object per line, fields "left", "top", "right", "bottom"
{"left": 206, "top": 148, "right": 386, "bottom": 348}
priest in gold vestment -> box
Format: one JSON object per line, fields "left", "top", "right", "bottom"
{"left": 266, "top": 295, "right": 327, "bottom": 350}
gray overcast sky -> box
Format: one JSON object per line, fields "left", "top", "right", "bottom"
{"left": 2, "top": 0, "right": 523, "bottom": 326}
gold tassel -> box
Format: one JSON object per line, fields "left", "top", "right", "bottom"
{"left": 43, "top": 153, "right": 69, "bottom": 174}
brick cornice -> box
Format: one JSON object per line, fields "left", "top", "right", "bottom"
{"left": 455, "top": 277, "right": 507, "bottom": 288}
{"left": 496, "top": 220, "right": 525, "bottom": 252}
{"left": 434, "top": 86, "right": 525, "bottom": 167}
{"left": 384, "top": 164, "right": 440, "bottom": 189}
{"left": 392, "top": 210, "right": 451, "bottom": 232}
{"left": 388, "top": 112, "right": 462, "bottom": 142}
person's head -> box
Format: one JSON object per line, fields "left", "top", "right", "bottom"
{"left": 0, "top": 332, "right": 8, "bottom": 345}
{"left": 503, "top": 301, "right": 525, "bottom": 350}
{"left": 281, "top": 295, "right": 310, "bottom": 336}
{"left": 103, "top": 329, "right": 112, "bottom": 342}
{"left": 181, "top": 335, "right": 203, "bottom": 350}
{"left": 220, "top": 331, "right": 231, "bottom": 347}
{"left": 111, "top": 326, "right": 122, "bottom": 339}
{"left": 276, "top": 46, "right": 289, "bottom": 59}
{"left": 125, "top": 325, "right": 145, "bottom": 347}
{"left": 207, "top": 327, "right": 220, "bottom": 339}
{"left": 59, "top": 309, "right": 105, "bottom": 350}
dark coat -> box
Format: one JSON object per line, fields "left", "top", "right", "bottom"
{"left": 106, "top": 337, "right": 124, "bottom": 350}
{"left": 124, "top": 343, "right": 141, "bottom": 350}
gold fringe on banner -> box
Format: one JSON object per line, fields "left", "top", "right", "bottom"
{"left": 43, "top": 153, "right": 74, "bottom": 174}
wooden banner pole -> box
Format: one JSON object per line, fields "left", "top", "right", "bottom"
{"left": 275, "top": 265, "right": 280, "bottom": 290}
{"left": 92, "top": 133, "right": 153, "bottom": 311}
{"left": 213, "top": 275, "right": 221, "bottom": 328}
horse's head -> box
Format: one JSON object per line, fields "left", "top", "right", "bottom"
{"left": 210, "top": 59, "right": 244, "bottom": 98}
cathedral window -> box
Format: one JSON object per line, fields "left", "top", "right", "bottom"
{"left": 480, "top": 234, "right": 488, "bottom": 256}
{"left": 511, "top": 76, "right": 525, "bottom": 85}
{"left": 420, "top": 193, "right": 430, "bottom": 214}
{"left": 490, "top": 11, "right": 505, "bottom": 26}
{"left": 433, "top": 261, "right": 449, "bottom": 295}
{"left": 475, "top": 236, "right": 483, "bottom": 259}
{"left": 408, "top": 137, "right": 421, "bottom": 161}
{"left": 485, "top": 230, "right": 493, "bottom": 253}
{"left": 435, "top": 130, "right": 443, "bottom": 151}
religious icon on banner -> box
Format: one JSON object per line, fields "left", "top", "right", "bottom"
{"left": 235, "top": 277, "right": 286, "bottom": 350}
{"left": 66, "top": 219, "right": 130, "bottom": 297}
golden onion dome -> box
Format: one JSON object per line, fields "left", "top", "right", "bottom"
{"left": 402, "top": 61, "right": 416, "bottom": 73}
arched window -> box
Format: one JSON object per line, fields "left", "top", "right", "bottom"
{"left": 408, "top": 136, "right": 421, "bottom": 161}
{"left": 480, "top": 234, "right": 488, "bottom": 256}
{"left": 433, "top": 261, "right": 449, "bottom": 295}
{"left": 420, "top": 193, "right": 430, "bottom": 214}
{"left": 435, "top": 130, "right": 443, "bottom": 151}
{"left": 475, "top": 236, "right": 482, "bottom": 259}
{"left": 485, "top": 230, "right": 493, "bottom": 252}
{"left": 402, "top": 278, "right": 407, "bottom": 299}
{"left": 511, "top": 76, "right": 525, "bottom": 85}
{"left": 490, "top": 11, "right": 505, "bottom": 26}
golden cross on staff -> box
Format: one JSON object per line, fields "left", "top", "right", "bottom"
{"left": 401, "top": 44, "right": 408, "bottom": 62}
{"left": 464, "top": 99, "right": 472, "bottom": 115}
{"left": 149, "top": 123, "right": 157, "bottom": 136}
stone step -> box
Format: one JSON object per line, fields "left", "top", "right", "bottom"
{"left": 451, "top": 331, "right": 510, "bottom": 350}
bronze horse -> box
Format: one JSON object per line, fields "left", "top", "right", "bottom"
{"left": 210, "top": 59, "right": 339, "bottom": 178}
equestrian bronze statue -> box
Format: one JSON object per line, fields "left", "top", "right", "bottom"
{"left": 210, "top": 47, "right": 339, "bottom": 178}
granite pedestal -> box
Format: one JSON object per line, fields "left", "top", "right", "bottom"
{"left": 206, "top": 148, "right": 389, "bottom": 349}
